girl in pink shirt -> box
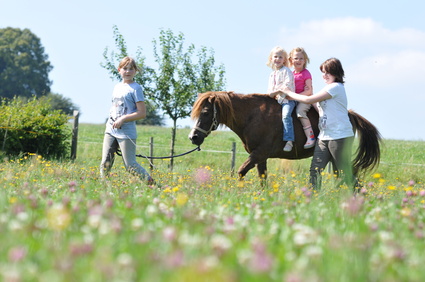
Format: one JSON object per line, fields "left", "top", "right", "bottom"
{"left": 289, "top": 47, "right": 316, "bottom": 149}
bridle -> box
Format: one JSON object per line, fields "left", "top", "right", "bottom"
{"left": 193, "top": 103, "right": 219, "bottom": 136}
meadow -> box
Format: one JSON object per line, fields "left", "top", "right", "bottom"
{"left": 1, "top": 123, "right": 425, "bottom": 281}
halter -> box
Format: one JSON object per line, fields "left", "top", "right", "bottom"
{"left": 193, "top": 103, "right": 219, "bottom": 136}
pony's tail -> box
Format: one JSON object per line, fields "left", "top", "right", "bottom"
{"left": 349, "top": 109, "right": 382, "bottom": 175}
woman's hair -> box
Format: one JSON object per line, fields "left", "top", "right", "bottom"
{"left": 320, "top": 58, "right": 345, "bottom": 84}
{"left": 118, "top": 56, "right": 140, "bottom": 72}
{"left": 266, "top": 46, "right": 288, "bottom": 69}
{"left": 288, "top": 47, "right": 310, "bottom": 69}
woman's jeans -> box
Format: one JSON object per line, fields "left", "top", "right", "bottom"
{"left": 309, "top": 137, "right": 359, "bottom": 190}
{"left": 281, "top": 100, "right": 296, "bottom": 141}
{"left": 100, "top": 133, "right": 150, "bottom": 180}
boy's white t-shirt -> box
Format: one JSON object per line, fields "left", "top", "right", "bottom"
{"left": 105, "top": 82, "right": 145, "bottom": 139}
{"left": 317, "top": 82, "right": 354, "bottom": 140}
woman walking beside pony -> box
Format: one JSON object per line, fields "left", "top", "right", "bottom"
{"left": 282, "top": 58, "right": 359, "bottom": 190}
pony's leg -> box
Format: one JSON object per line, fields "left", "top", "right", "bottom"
{"left": 257, "top": 161, "right": 267, "bottom": 179}
{"left": 237, "top": 155, "right": 267, "bottom": 180}
{"left": 237, "top": 157, "right": 257, "bottom": 179}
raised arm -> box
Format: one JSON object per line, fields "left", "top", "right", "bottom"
{"left": 283, "top": 87, "right": 331, "bottom": 104}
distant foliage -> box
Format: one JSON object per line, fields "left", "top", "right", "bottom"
{"left": 0, "top": 97, "right": 71, "bottom": 159}
{"left": 0, "top": 27, "right": 53, "bottom": 98}
{"left": 40, "top": 92, "right": 80, "bottom": 116}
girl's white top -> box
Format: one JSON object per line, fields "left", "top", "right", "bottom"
{"left": 267, "top": 66, "right": 295, "bottom": 104}
{"left": 105, "top": 82, "right": 145, "bottom": 139}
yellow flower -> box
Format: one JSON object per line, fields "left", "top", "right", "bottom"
{"left": 9, "top": 197, "right": 17, "bottom": 204}
{"left": 400, "top": 208, "right": 411, "bottom": 217}
{"left": 176, "top": 193, "right": 188, "bottom": 206}
{"left": 373, "top": 173, "right": 382, "bottom": 179}
{"left": 47, "top": 204, "right": 71, "bottom": 231}
{"left": 387, "top": 185, "right": 396, "bottom": 190}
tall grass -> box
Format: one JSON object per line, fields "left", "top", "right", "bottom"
{"left": 1, "top": 123, "right": 424, "bottom": 281}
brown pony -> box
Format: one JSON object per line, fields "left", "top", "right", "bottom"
{"left": 189, "top": 91, "right": 381, "bottom": 180}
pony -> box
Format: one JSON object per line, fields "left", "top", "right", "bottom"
{"left": 189, "top": 91, "right": 381, "bottom": 180}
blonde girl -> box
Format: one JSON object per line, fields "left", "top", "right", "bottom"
{"left": 100, "top": 56, "right": 154, "bottom": 185}
{"left": 267, "top": 46, "right": 296, "bottom": 152}
{"left": 289, "top": 47, "right": 315, "bottom": 149}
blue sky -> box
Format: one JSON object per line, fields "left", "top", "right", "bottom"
{"left": 1, "top": 0, "right": 425, "bottom": 140}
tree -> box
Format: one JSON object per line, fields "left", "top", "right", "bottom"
{"left": 152, "top": 29, "right": 226, "bottom": 169}
{"left": 0, "top": 27, "right": 53, "bottom": 98}
{"left": 101, "top": 25, "right": 163, "bottom": 126}
{"left": 40, "top": 92, "right": 80, "bottom": 116}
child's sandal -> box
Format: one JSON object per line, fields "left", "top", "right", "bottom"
{"left": 283, "top": 141, "right": 293, "bottom": 152}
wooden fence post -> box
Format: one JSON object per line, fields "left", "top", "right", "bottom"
{"left": 231, "top": 142, "right": 236, "bottom": 176}
{"left": 149, "top": 137, "right": 154, "bottom": 171}
{"left": 70, "top": 110, "right": 79, "bottom": 160}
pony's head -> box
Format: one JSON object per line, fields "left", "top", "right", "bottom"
{"left": 188, "top": 91, "right": 234, "bottom": 146}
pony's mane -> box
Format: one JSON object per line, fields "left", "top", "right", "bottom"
{"left": 191, "top": 91, "right": 236, "bottom": 127}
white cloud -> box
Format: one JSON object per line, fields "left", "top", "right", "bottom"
{"left": 279, "top": 17, "right": 425, "bottom": 88}
{"left": 348, "top": 50, "right": 425, "bottom": 87}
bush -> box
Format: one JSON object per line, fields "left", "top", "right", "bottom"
{"left": 0, "top": 97, "right": 71, "bottom": 159}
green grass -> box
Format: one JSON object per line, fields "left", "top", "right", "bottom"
{"left": 1, "top": 123, "right": 425, "bottom": 281}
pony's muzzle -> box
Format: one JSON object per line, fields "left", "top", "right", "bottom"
{"left": 188, "top": 129, "right": 204, "bottom": 146}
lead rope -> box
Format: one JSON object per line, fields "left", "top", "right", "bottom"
{"left": 115, "top": 136, "right": 201, "bottom": 169}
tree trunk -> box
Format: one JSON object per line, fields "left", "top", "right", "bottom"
{"left": 169, "top": 119, "right": 177, "bottom": 171}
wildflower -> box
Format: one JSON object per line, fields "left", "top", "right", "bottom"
{"left": 420, "top": 190, "right": 425, "bottom": 197}
{"left": 293, "top": 224, "right": 317, "bottom": 246}
{"left": 162, "top": 226, "right": 177, "bottom": 242}
{"left": 176, "top": 193, "right": 188, "bottom": 206}
{"left": 248, "top": 240, "right": 274, "bottom": 273}
{"left": 373, "top": 173, "right": 382, "bottom": 179}
{"left": 400, "top": 207, "right": 411, "bottom": 217}
{"left": 131, "top": 218, "right": 144, "bottom": 230}
{"left": 194, "top": 167, "right": 212, "bottom": 185}
{"left": 117, "top": 253, "right": 133, "bottom": 267}
{"left": 69, "top": 243, "right": 93, "bottom": 256}
{"left": 47, "top": 204, "right": 71, "bottom": 231}
{"left": 8, "top": 246, "right": 27, "bottom": 262}
{"left": 164, "top": 250, "right": 184, "bottom": 268}
{"left": 342, "top": 196, "right": 364, "bottom": 216}
{"left": 408, "top": 180, "right": 415, "bottom": 186}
